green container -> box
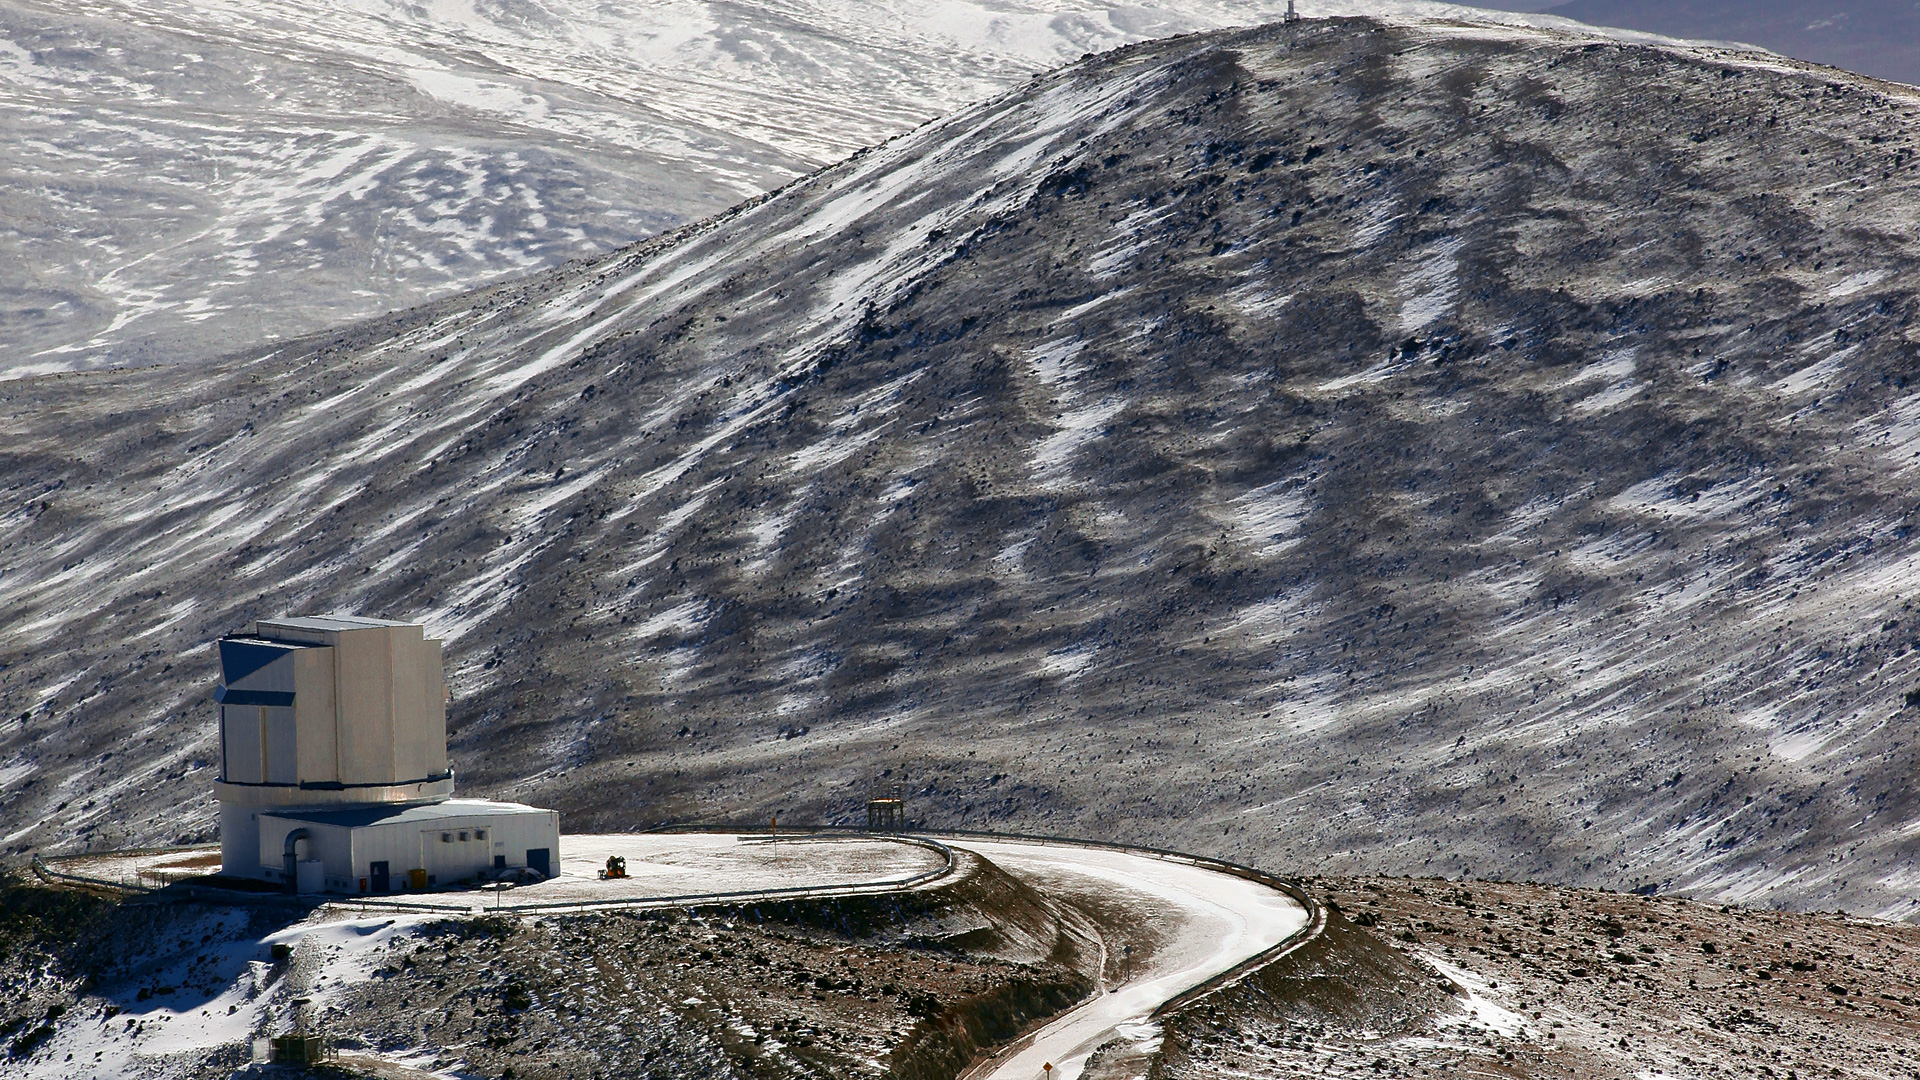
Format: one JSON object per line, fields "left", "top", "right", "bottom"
{"left": 270, "top": 1035, "right": 323, "bottom": 1064}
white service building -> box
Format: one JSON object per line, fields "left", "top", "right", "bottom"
{"left": 213, "top": 615, "right": 559, "bottom": 894}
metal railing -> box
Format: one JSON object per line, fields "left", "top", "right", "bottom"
{"left": 30, "top": 852, "right": 157, "bottom": 895}
{"left": 31, "top": 849, "right": 324, "bottom": 909}
{"left": 337, "top": 833, "right": 959, "bottom": 916}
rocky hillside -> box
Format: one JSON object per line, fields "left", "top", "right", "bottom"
{"left": 0, "top": 851, "right": 1097, "bottom": 1079}
{"left": 6, "top": 14, "right": 1920, "bottom": 919}
{"left": 1165, "top": 874, "right": 1920, "bottom": 1078}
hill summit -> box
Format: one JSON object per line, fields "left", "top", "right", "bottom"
{"left": 5, "top": 15, "right": 1920, "bottom": 918}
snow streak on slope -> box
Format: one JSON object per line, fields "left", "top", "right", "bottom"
{"left": 7, "top": 15, "right": 1920, "bottom": 921}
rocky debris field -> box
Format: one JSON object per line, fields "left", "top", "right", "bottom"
{"left": 11, "top": 14, "right": 1920, "bottom": 920}
{"left": 1164, "top": 875, "right": 1920, "bottom": 1079}
{"left": 9, "top": 854, "right": 1918, "bottom": 1080}
{"left": 312, "top": 905, "right": 1076, "bottom": 1080}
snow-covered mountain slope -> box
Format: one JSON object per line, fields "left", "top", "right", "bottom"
{"left": 7, "top": 14, "right": 1920, "bottom": 919}
{"left": 3, "top": 0, "right": 1338, "bottom": 379}
{"left": 0, "top": 0, "right": 1783, "bottom": 380}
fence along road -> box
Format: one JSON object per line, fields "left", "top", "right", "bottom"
{"left": 941, "top": 837, "right": 1316, "bottom": 1080}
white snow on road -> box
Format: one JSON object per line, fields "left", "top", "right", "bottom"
{"left": 946, "top": 839, "right": 1309, "bottom": 1080}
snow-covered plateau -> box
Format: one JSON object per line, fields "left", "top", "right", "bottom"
{"left": 0, "top": 0, "right": 1785, "bottom": 379}
{"left": 0, "top": 0, "right": 1358, "bottom": 378}
{"left": 7, "top": 13, "right": 1920, "bottom": 925}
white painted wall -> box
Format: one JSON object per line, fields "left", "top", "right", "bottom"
{"left": 254, "top": 805, "right": 559, "bottom": 893}
{"left": 217, "top": 802, "right": 259, "bottom": 878}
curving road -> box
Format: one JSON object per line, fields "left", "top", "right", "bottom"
{"left": 944, "top": 839, "right": 1311, "bottom": 1080}
{"left": 46, "top": 832, "right": 1310, "bottom": 1079}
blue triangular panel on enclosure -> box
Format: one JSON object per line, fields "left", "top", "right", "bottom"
{"left": 219, "top": 639, "right": 298, "bottom": 686}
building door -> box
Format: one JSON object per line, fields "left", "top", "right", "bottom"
{"left": 370, "top": 861, "right": 390, "bottom": 893}
{"left": 526, "top": 849, "right": 550, "bottom": 878}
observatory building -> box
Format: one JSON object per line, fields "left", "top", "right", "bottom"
{"left": 213, "top": 615, "right": 559, "bottom": 894}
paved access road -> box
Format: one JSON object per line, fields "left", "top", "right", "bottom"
{"left": 944, "top": 839, "right": 1311, "bottom": 1080}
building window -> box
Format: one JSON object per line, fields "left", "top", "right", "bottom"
{"left": 441, "top": 832, "right": 452, "bottom": 843}
{"left": 459, "top": 831, "right": 469, "bottom": 842}
{"left": 474, "top": 829, "right": 486, "bottom": 841}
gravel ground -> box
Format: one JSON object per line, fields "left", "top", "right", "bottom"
{"left": 315, "top": 906, "right": 1047, "bottom": 1080}
{"left": 47, "top": 834, "right": 947, "bottom": 912}
{"left": 348, "top": 833, "right": 948, "bottom": 912}
{"left": 1162, "top": 874, "right": 1920, "bottom": 1079}
{"left": 12, "top": 859, "right": 1918, "bottom": 1079}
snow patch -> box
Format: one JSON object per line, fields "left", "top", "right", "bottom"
{"left": 1857, "top": 390, "right": 1920, "bottom": 474}
{"left": 1772, "top": 344, "right": 1859, "bottom": 396}
{"left": 1226, "top": 279, "right": 1292, "bottom": 319}
{"left": 630, "top": 599, "right": 709, "bottom": 640}
{"left": 1228, "top": 483, "right": 1309, "bottom": 557}
{"left": 0, "top": 757, "right": 35, "bottom": 790}
{"left": 1563, "top": 348, "right": 1637, "bottom": 388}
{"left": 1039, "top": 642, "right": 1099, "bottom": 678}
{"left": 1396, "top": 237, "right": 1462, "bottom": 335}
{"left": 1029, "top": 337, "right": 1088, "bottom": 385}
{"left": 1317, "top": 358, "right": 1409, "bottom": 393}
{"left": 1420, "top": 953, "right": 1534, "bottom": 1040}
{"left": 1571, "top": 379, "right": 1646, "bottom": 414}
{"left": 1828, "top": 269, "right": 1889, "bottom": 298}
{"left": 1031, "top": 397, "right": 1129, "bottom": 477}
